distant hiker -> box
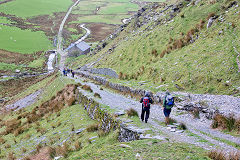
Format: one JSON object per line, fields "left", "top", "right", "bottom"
{"left": 140, "top": 92, "right": 153, "bottom": 123}
{"left": 67, "top": 68, "right": 70, "bottom": 74}
{"left": 71, "top": 69, "right": 75, "bottom": 78}
{"left": 163, "top": 91, "right": 174, "bottom": 124}
{"left": 63, "top": 68, "right": 66, "bottom": 76}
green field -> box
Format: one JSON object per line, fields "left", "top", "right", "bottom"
{"left": 71, "top": 14, "right": 131, "bottom": 25}
{"left": 0, "top": 0, "right": 72, "bottom": 18}
{"left": 0, "top": 25, "right": 52, "bottom": 54}
{"left": 98, "top": 3, "right": 138, "bottom": 14}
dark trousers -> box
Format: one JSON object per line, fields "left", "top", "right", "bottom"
{"left": 141, "top": 107, "right": 150, "bottom": 122}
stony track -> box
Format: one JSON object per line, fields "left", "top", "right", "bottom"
{"left": 68, "top": 74, "right": 240, "bottom": 153}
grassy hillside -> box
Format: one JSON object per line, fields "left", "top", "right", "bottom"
{"left": 72, "top": 0, "right": 240, "bottom": 95}
{"left": 0, "top": 75, "right": 209, "bottom": 159}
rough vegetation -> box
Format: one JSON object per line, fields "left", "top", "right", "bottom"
{"left": 75, "top": 0, "right": 240, "bottom": 95}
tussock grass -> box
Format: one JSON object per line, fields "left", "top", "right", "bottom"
{"left": 208, "top": 150, "right": 226, "bottom": 160}
{"left": 126, "top": 108, "right": 138, "bottom": 117}
{"left": 82, "top": 84, "right": 93, "bottom": 92}
{"left": 74, "top": 141, "right": 82, "bottom": 151}
{"left": 211, "top": 114, "right": 239, "bottom": 132}
{"left": 94, "top": 92, "right": 101, "bottom": 98}
{"left": 191, "top": 108, "right": 200, "bottom": 119}
{"left": 208, "top": 149, "right": 240, "bottom": 160}
{"left": 178, "top": 123, "right": 187, "bottom": 130}
{"left": 86, "top": 123, "right": 99, "bottom": 132}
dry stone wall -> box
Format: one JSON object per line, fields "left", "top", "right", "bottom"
{"left": 75, "top": 89, "right": 141, "bottom": 141}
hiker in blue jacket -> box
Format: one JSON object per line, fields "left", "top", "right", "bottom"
{"left": 162, "top": 91, "right": 174, "bottom": 124}
{"left": 140, "top": 92, "right": 153, "bottom": 123}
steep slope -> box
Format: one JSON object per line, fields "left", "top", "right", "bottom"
{"left": 74, "top": 0, "right": 240, "bottom": 95}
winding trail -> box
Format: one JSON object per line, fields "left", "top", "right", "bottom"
{"left": 57, "top": 0, "right": 81, "bottom": 70}
{"left": 75, "top": 24, "right": 91, "bottom": 44}
{"left": 67, "top": 74, "right": 240, "bottom": 153}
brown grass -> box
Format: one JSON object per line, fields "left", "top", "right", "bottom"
{"left": 208, "top": 150, "right": 226, "bottom": 160}
{"left": 160, "top": 50, "right": 167, "bottom": 58}
{"left": 0, "top": 137, "right": 6, "bottom": 144}
{"left": 191, "top": 108, "right": 200, "bottom": 119}
{"left": 119, "top": 72, "right": 123, "bottom": 79}
{"left": 14, "top": 126, "right": 25, "bottom": 136}
{"left": 94, "top": 93, "right": 101, "bottom": 98}
{"left": 97, "top": 129, "right": 108, "bottom": 137}
{"left": 36, "top": 144, "right": 43, "bottom": 153}
{"left": 126, "top": 108, "right": 138, "bottom": 117}
{"left": 21, "top": 147, "right": 27, "bottom": 153}
{"left": 74, "top": 141, "right": 82, "bottom": 151}
{"left": 211, "top": 114, "right": 238, "bottom": 132}
{"left": 208, "top": 150, "right": 240, "bottom": 160}
{"left": 151, "top": 49, "right": 158, "bottom": 57}
{"left": 55, "top": 142, "right": 70, "bottom": 158}
{"left": 5, "top": 143, "right": 11, "bottom": 148}
{"left": 207, "top": 12, "right": 216, "bottom": 19}
{"left": 7, "top": 152, "right": 16, "bottom": 160}
{"left": 82, "top": 84, "right": 93, "bottom": 92}
{"left": 86, "top": 123, "right": 99, "bottom": 132}
{"left": 229, "top": 151, "right": 240, "bottom": 160}
{"left": 5, "top": 118, "right": 21, "bottom": 134}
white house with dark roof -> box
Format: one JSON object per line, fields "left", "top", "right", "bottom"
{"left": 66, "top": 41, "right": 90, "bottom": 57}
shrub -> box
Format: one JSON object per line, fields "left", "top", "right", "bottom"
{"left": 5, "top": 143, "right": 11, "bottom": 148}
{"left": 122, "top": 74, "right": 128, "bottom": 80}
{"left": 82, "top": 85, "right": 93, "bottom": 92}
{"left": 74, "top": 141, "right": 82, "bottom": 151}
{"left": 178, "top": 123, "right": 187, "bottom": 130}
{"left": 100, "top": 87, "right": 103, "bottom": 90}
{"left": 23, "top": 156, "right": 31, "bottom": 160}
{"left": 56, "top": 142, "right": 70, "bottom": 158}
{"left": 126, "top": 108, "right": 138, "bottom": 117}
{"left": 211, "top": 114, "right": 238, "bottom": 132}
{"left": 119, "top": 72, "right": 123, "bottom": 79}
{"left": 14, "top": 127, "right": 25, "bottom": 136}
{"left": 21, "top": 147, "right": 27, "bottom": 153}
{"left": 208, "top": 150, "right": 226, "bottom": 160}
{"left": 94, "top": 93, "right": 101, "bottom": 98}
{"left": 151, "top": 49, "right": 158, "bottom": 57}
{"left": 86, "top": 123, "right": 99, "bottom": 132}
{"left": 0, "top": 137, "right": 6, "bottom": 144}
{"left": 191, "top": 108, "right": 200, "bottom": 119}
{"left": 160, "top": 50, "right": 166, "bottom": 58}
{"left": 97, "top": 129, "right": 108, "bottom": 137}
{"left": 207, "top": 12, "right": 216, "bottom": 19}
{"left": 77, "top": 83, "right": 82, "bottom": 87}
{"left": 7, "top": 152, "right": 16, "bottom": 160}
{"left": 5, "top": 118, "right": 21, "bottom": 134}
{"left": 229, "top": 151, "right": 240, "bottom": 160}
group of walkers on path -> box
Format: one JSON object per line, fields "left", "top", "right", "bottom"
{"left": 63, "top": 68, "right": 75, "bottom": 77}
{"left": 140, "top": 91, "right": 174, "bottom": 124}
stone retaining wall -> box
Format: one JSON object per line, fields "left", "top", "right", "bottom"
{"left": 89, "top": 68, "right": 118, "bottom": 79}
{"left": 75, "top": 89, "right": 140, "bottom": 141}
{"left": 75, "top": 71, "right": 163, "bottom": 103}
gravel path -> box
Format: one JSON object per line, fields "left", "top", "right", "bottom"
{"left": 70, "top": 75, "right": 240, "bottom": 153}
{"left": 75, "top": 24, "right": 91, "bottom": 44}
{"left": 56, "top": 0, "right": 81, "bottom": 70}
{"left": 5, "top": 89, "right": 42, "bottom": 111}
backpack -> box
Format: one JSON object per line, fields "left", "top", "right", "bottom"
{"left": 165, "top": 95, "right": 174, "bottom": 107}
{"left": 143, "top": 97, "right": 150, "bottom": 107}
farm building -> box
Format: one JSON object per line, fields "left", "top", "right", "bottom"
{"left": 66, "top": 41, "right": 90, "bottom": 57}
